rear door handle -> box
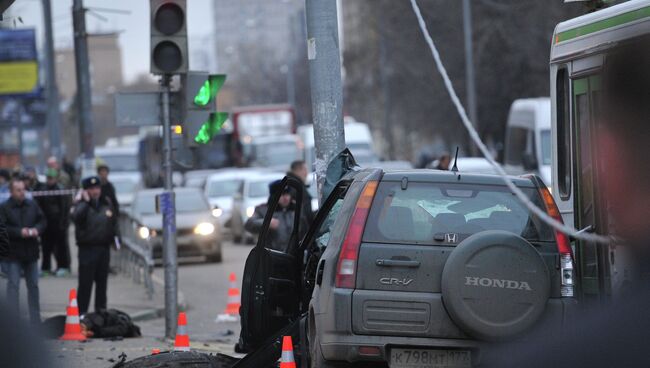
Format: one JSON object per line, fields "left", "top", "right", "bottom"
{"left": 376, "top": 259, "right": 420, "bottom": 268}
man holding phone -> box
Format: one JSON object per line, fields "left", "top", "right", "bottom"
{"left": 71, "top": 176, "right": 120, "bottom": 315}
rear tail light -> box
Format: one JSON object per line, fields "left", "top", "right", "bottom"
{"left": 539, "top": 185, "right": 574, "bottom": 297}
{"left": 335, "top": 181, "right": 378, "bottom": 289}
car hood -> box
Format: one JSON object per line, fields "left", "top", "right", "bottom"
{"left": 137, "top": 211, "right": 216, "bottom": 231}
{"left": 208, "top": 197, "right": 233, "bottom": 211}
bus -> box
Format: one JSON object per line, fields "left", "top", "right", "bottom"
{"left": 550, "top": 0, "right": 650, "bottom": 300}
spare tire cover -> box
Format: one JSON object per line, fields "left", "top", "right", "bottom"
{"left": 441, "top": 230, "right": 550, "bottom": 341}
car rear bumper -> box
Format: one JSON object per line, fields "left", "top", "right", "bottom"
{"left": 317, "top": 295, "right": 577, "bottom": 364}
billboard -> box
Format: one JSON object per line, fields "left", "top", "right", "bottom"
{"left": 0, "top": 28, "right": 39, "bottom": 97}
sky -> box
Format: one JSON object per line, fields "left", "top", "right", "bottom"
{"left": 6, "top": 0, "right": 216, "bottom": 83}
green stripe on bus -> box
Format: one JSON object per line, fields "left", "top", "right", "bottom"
{"left": 556, "top": 5, "right": 650, "bottom": 43}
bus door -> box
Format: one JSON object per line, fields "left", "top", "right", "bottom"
{"left": 572, "top": 74, "right": 610, "bottom": 300}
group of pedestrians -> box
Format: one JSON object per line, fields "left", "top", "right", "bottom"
{"left": 0, "top": 159, "right": 120, "bottom": 325}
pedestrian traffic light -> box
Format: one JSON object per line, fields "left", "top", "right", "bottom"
{"left": 181, "top": 71, "right": 228, "bottom": 145}
{"left": 150, "top": 0, "right": 188, "bottom": 74}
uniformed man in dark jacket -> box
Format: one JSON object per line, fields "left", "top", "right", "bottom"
{"left": 72, "top": 176, "right": 119, "bottom": 315}
{"left": 97, "top": 164, "right": 119, "bottom": 215}
{"left": 0, "top": 179, "right": 46, "bottom": 324}
{"left": 36, "top": 168, "right": 71, "bottom": 276}
{"left": 245, "top": 180, "right": 308, "bottom": 252}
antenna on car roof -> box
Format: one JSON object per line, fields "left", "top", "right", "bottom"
{"left": 451, "top": 146, "right": 459, "bottom": 173}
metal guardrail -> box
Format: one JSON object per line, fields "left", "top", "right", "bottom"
{"left": 115, "top": 210, "right": 155, "bottom": 299}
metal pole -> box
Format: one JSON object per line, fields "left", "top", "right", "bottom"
{"left": 161, "top": 75, "right": 177, "bottom": 339}
{"left": 378, "top": 10, "right": 394, "bottom": 160}
{"left": 462, "top": 0, "right": 478, "bottom": 155}
{"left": 305, "top": 0, "right": 345, "bottom": 201}
{"left": 42, "top": 0, "right": 62, "bottom": 159}
{"left": 72, "top": 0, "right": 95, "bottom": 178}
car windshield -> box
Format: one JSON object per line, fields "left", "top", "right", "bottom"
{"left": 364, "top": 181, "right": 554, "bottom": 245}
{"left": 112, "top": 180, "right": 137, "bottom": 194}
{"left": 248, "top": 180, "right": 272, "bottom": 198}
{"left": 98, "top": 154, "right": 138, "bottom": 172}
{"left": 540, "top": 129, "right": 551, "bottom": 165}
{"left": 207, "top": 179, "right": 241, "bottom": 197}
{"left": 133, "top": 191, "right": 209, "bottom": 215}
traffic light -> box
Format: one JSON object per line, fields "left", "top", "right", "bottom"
{"left": 182, "top": 71, "right": 228, "bottom": 145}
{"left": 150, "top": 0, "right": 188, "bottom": 74}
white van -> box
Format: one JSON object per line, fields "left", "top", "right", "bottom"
{"left": 503, "top": 98, "right": 552, "bottom": 186}
{"left": 297, "top": 120, "right": 378, "bottom": 171}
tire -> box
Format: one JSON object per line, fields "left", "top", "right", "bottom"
{"left": 441, "top": 230, "right": 551, "bottom": 341}
{"left": 114, "top": 351, "right": 224, "bottom": 368}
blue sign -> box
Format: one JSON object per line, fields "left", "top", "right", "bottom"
{"left": 160, "top": 192, "right": 176, "bottom": 234}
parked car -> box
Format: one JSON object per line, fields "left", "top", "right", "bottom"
{"left": 230, "top": 171, "right": 284, "bottom": 244}
{"left": 130, "top": 187, "right": 222, "bottom": 262}
{"left": 238, "top": 169, "right": 576, "bottom": 367}
{"left": 204, "top": 168, "right": 263, "bottom": 230}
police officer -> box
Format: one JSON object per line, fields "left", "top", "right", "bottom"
{"left": 71, "top": 176, "right": 119, "bottom": 315}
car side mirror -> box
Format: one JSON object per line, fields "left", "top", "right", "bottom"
{"left": 522, "top": 152, "right": 538, "bottom": 171}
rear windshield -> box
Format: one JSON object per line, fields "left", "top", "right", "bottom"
{"left": 364, "top": 181, "right": 554, "bottom": 245}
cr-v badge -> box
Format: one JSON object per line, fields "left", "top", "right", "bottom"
{"left": 380, "top": 277, "right": 414, "bottom": 286}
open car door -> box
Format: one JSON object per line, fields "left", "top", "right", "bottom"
{"left": 237, "top": 176, "right": 306, "bottom": 352}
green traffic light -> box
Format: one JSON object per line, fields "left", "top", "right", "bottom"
{"left": 194, "top": 112, "right": 229, "bottom": 144}
{"left": 193, "top": 74, "right": 226, "bottom": 107}
{"left": 193, "top": 80, "right": 211, "bottom": 106}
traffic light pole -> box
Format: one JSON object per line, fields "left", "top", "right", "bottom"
{"left": 72, "top": 0, "right": 95, "bottom": 178}
{"left": 305, "top": 0, "right": 345, "bottom": 202}
{"left": 160, "top": 75, "right": 178, "bottom": 339}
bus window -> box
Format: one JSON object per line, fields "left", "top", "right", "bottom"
{"left": 505, "top": 127, "right": 529, "bottom": 166}
{"left": 556, "top": 68, "right": 571, "bottom": 199}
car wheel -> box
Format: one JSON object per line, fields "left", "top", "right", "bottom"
{"left": 310, "top": 333, "right": 346, "bottom": 368}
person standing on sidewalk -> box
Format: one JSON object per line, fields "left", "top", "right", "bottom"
{"left": 71, "top": 176, "right": 119, "bottom": 315}
{"left": 97, "top": 164, "right": 120, "bottom": 216}
{"left": 36, "top": 169, "right": 71, "bottom": 277}
{"left": 0, "top": 179, "right": 46, "bottom": 324}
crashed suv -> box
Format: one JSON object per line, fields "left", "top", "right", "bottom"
{"left": 238, "top": 166, "right": 576, "bottom": 368}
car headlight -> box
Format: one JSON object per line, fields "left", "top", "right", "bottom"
{"left": 194, "top": 222, "right": 215, "bottom": 236}
{"left": 138, "top": 226, "right": 150, "bottom": 239}
{"left": 246, "top": 206, "right": 255, "bottom": 218}
{"left": 212, "top": 208, "right": 223, "bottom": 218}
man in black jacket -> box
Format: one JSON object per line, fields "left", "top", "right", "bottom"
{"left": 245, "top": 180, "right": 308, "bottom": 252}
{"left": 72, "top": 176, "right": 119, "bottom": 315}
{"left": 97, "top": 164, "right": 119, "bottom": 215}
{"left": 0, "top": 179, "right": 46, "bottom": 324}
{"left": 286, "top": 160, "right": 314, "bottom": 223}
{"left": 36, "top": 168, "right": 71, "bottom": 276}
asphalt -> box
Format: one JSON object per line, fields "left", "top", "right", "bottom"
{"left": 0, "top": 231, "right": 252, "bottom": 367}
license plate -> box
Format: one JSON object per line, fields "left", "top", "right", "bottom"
{"left": 390, "top": 349, "right": 471, "bottom": 368}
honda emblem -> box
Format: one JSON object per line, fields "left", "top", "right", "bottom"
{"left": 445, "top": 233, "right": 458, "bottom": 243}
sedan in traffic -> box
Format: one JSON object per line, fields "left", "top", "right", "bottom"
{"left": 130, "top": 187, "right": 223, "bottom": 262}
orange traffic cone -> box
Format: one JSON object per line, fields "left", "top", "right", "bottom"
{"left": 174, "top": 312, "right": 190, "bottom": 352}
{"left": 224, "top": 272, "right": 241, "bottom": 315}
{"left": 280, "top": 336, "right": 296, "bottom": 368}
{"left": 60, "top": 289, "right": 86, "bottom": 341}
